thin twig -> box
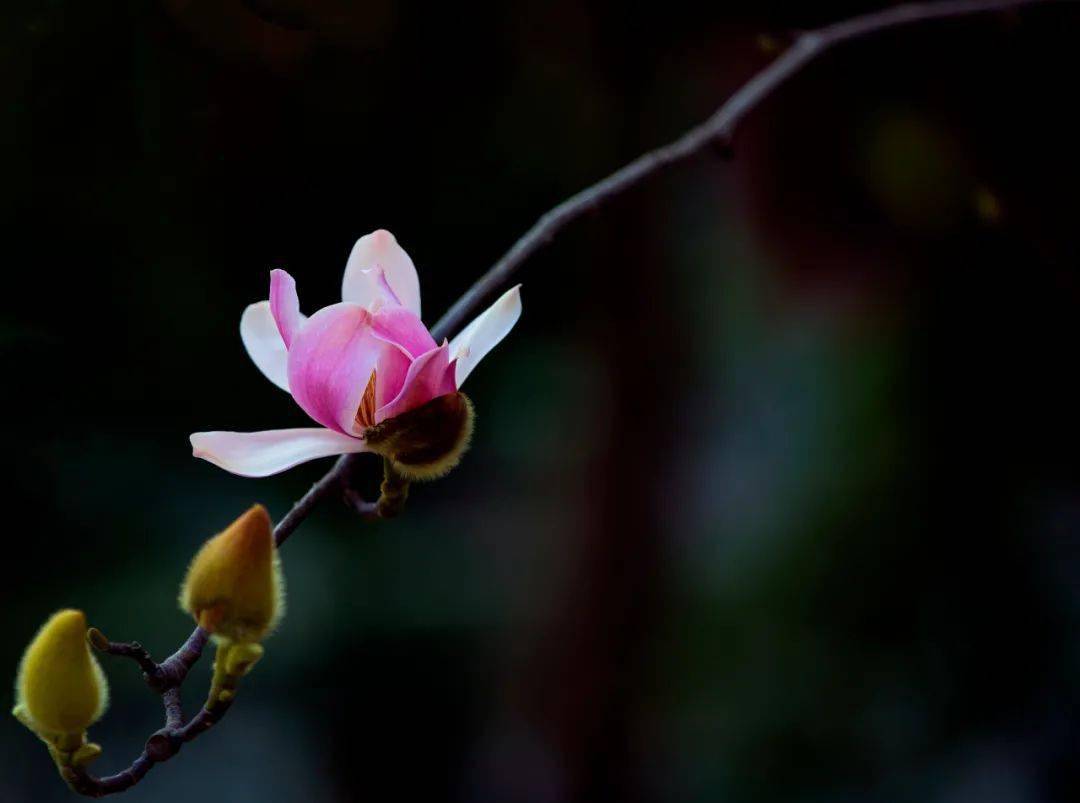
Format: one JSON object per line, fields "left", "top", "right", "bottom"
{"left": 86, "top": 630, "right": 159, "bottom": 680}
{"left": 67, "top": 463, "right": 366, "bottom": 795}
{"left": 62, "top": 0, "right": 1072, "bottom": 795}
{"left": 70, "top": 629, "right": 210, "bottom": 795}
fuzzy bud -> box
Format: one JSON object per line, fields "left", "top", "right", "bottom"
{"left": 14, "top": 610, "right": 109, "bottom": 740}
{"left": 365, "top": 392, "right": 474, "bottom": 481}
{"left": 179, "top": 504, "right": 284, "bottom": 643}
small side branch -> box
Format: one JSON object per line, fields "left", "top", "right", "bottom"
{"left": 87, "top": 627, "right": 208, "bottom": 692}
{"left": 86, "top": 630, "right": 158, "bottom": 679}
{"left": 68, "top": 628, "right": 213, "bottom": 795}
{"left": 343, "top": 458, "right": 410, "bottom": 520}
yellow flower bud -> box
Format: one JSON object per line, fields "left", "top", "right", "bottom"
{"left": 179, "top": 504, "right": 284, "bottom": 643}
{"left": 14, "top": 610, "right": 108, "bottom": 740}
{"left": 365, "top": 392, "right": 475, "bottom": 481}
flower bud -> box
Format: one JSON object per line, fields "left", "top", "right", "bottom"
{"left": 14, "top": 610, "right": 108, "bottom": 740}
{"left": 365, "top": 392, "right": 474, "bottom": 481}
{"left": 179, "top": 504, "right": 284, "bottom": 643}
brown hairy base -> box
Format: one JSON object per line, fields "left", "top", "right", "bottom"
{"left": 363, "top": 392, "right": 474, "bottom": 480}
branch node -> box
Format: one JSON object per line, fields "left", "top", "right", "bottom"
{"left": 143, "top": 731, "right": 178, "bottom": 763}
{"left": 344, "top": 487, "right": 382, "bottom": 521}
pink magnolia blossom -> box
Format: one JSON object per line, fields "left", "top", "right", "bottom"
{"left": 190, "top": 230, "right": 521, "bottom": 477}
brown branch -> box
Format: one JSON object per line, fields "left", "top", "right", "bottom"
{"left": 429, "top": 0, "right": 1071, "bottom": 342}
{"left": 273, "top": 453, "right": 357, "bottom": 547}
{"left": 344, "top": 457, "right": 410, "bottom": 520}
{"left": 60, "top": 0, "right": 1072, "bottom": 795}
{"left": 66, "top": 629, "right": 210, "bottom": 796}
{"left": 66, "top": 465, "right": 376, "bottom": 796}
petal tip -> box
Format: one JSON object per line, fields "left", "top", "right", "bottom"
{"left": 270, "top": 270, "right": 302, "bottom": 349}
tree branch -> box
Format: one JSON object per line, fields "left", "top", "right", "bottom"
{"left": 61, "top": 0, "right": 1072, "bottom": 795}
{"left": 274, "top": 453, "right": 356, "bottom": 547}
{"left": 66, "top": 461, "right": 368, "bottom": 795}
{"left": 429, "top": 0, "right": 1069, "bottom": 342}
{"left": 66, "top": 629, "right": 210, "bottom": 796}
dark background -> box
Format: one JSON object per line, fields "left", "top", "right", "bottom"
{"left": 3, "top": 1, "right": 1079, "bottom": 801}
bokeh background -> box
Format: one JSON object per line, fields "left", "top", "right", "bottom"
{"left": 3, "top": 1, "right": 1079, "bottom": 801}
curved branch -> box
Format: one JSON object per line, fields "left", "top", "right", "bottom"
{"left": 62, "top": 0, "right": 1072, "bottom": 795}
{"left": 66, "top": 461, "right": 367, "bottom": 795}
{"left": 67, "top": 629, "right": 210, "bottom": 796}
{"left": 429, "top": 0, "right": 1069, "bottom": 341}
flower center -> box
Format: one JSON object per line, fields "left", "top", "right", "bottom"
{"left": 354, "top": 369, "right": 378, "bottom": 430}
{"left": 363, "top": 392, "right": 474, "bottom": 481}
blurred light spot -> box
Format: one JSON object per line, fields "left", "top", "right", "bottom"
{"left": 972, "top": 186, "right": 1004, "bottom": 223}
{"left": 859, "top": 111, "right": 969, "bottom": 231}
{"left": 756, "top": 33, "right": 782, "bottom": 55}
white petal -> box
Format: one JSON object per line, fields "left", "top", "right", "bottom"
{"left": 240, "top": 301, "right": 290, "bottom": 392}
{"left": 190, "top": 428, "right": 369, "bottom": 477}
{"left": 449, "top": 285, "right": 522, "bottom": 387}
{"left": 341, "top": 229, "right": 422, "bottom": 316}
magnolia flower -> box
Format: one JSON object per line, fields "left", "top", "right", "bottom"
{"left": 191, "top": 230, "right": 521, "bottom": 477}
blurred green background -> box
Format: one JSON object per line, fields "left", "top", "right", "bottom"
{"left": 3, "top": 1, "right": 1080, "bottom": 801}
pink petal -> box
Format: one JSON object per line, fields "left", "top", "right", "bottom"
{"left": 373, "top": 348, "right": 411, "bottom": 412}
{"left": 240, "top": 301, "right": 290, "bottom": 392}
{"left": 372, "top": 306, "right": 437, "bottom": 359}
{"left": 448, "top": 285, "right": 522, "bottom": 386}
{"left": 286, "top": 302, "right": 408, "bottom": 435}
{"left": 190, "top": 428, "right": 369, "bottom": 477}
{"left": 270, "top": 269, "right": 303, "bottom": 348}
{"left": 341, "top": 229, "right": 422, "bottom": 316}
{"left": 368, "top": 307, "right": 438, "bottom": 407}
{"left": 375, "top": 344, "right": 457, "bottom": 424}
